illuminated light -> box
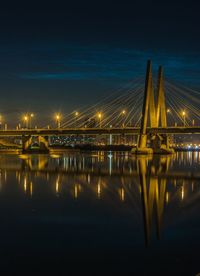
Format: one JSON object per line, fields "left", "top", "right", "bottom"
{"left": 74, "top": 184, "right": 78, "bottom": 199}
{"left": 122, "top": 110, "right": 126, "bottom": 115}
{"left": 97, "top": 182, "right": 101, "bottom": 199}
{"left": 167, "top": 109, "right": 170, "bottom": 113}
{"left": 192, "top": 181, "right": 194, "bottom": 192}
{"left": 182, "top": 111, "right": 186, "bottom": 116}
{"left": 166, "top": 192, "right": 169, "bottom": 204}
{"left": 181, "top": 186, "right": 184, "bottom": 200}
{"left": 30, "top": 182, "right": 33, "bottom": 197}
{"left": 24, "top": 177, "right": 27, "bottom": 192}
{"left": 30, "top": 113, "right": 34, "bottom": 118}
{"left": 97, "top": 112, "right": 102, "bottom": 119}
{"left": 56, "top": 179, "right": 59, "bottom": 194}
{"left": 119, "top": 188, "right": 125, "bottom": 201}
{"left": 75, "top": 111, "right": 79, "bottom": 116}
{"left": 87, "top": 174, "right": 90, "bottom": 184}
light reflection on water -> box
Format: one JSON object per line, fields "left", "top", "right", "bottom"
{"left": 0, "top": 151, "right": 200, "bottom": 274}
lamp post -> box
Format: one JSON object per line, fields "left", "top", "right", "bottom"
{"left": 182, "top": 111, "right": 186, "bottom": 127}
{"left": 121, "top": 110, "right": 126, "bottom": 127}
{"left": 55, "top": 114, "right": 61, "bottom": 128}
{"left": 75, "top": 111, "right": 79, "bottom": 127}
{"left": 30, "top": 113, "right": 34, "bottom": 129}
{"left": 97, "top": 113, "right": 102, "bottom": 128}
{"left": 24, "top": 115, "right": 28, "bottom": 128}
{"left": 192, "top": 119, "right": 195, "bottom": 126}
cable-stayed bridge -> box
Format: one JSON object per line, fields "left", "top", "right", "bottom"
{"left": 1, "top": 60, "right": 200, "bottom": 153}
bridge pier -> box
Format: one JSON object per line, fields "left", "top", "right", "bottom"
{"left": 22, "top": 135, "right": 32, "bottom": 152}
{"left": 38, "top": 136, "right": 49, "bottom": 151}
{"left": 22, "top": 135, "right": 49, "bottom": 153}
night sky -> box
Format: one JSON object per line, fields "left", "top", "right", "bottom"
{"left": 0, "top": 2, "right": 200, "bottom": 126}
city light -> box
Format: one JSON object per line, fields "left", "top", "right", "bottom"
{"left": 22, "top": 113, "right": 34, "bottom": 128}
{"left": 75, "top": 111, "right": 79, "bottom": 127}
{"left": 55, "top": 113, "right": 61, "bottom": 128}
{"left": 97, "top": 112, "right": 102, "bottom": 128}
{"left": 97, "top": 112, "right": 102, "bottom": 119}
{"left": 182, "top": 110, "right": 186, "bottom": 126}
{"left": 121, "top": 109, "right": 126, "bottom": 127}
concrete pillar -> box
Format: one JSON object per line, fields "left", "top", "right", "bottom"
{"left": 22, "top": 135, "right": 32, "bottom": 151}
{"left": 38, "top": 136, "right": 49, "bottom": 151}
{"left": 138, "top": 60, "right": 153, "bottom": 149}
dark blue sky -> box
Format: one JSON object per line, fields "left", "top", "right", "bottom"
{"left": 0, "top": 1, "right": 200, "bottom": 125}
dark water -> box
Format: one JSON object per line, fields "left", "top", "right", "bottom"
{"left": 0, "top": 151, "right": 200, "bottom": 275}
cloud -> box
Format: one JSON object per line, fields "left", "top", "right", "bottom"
{"left": 13, "top": 43, "right": 200, "bottom": 85}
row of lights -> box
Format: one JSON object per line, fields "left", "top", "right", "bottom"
{"left": 0, "top": 109, "right": 192, "bottom": 129}
{"left": 55, "top": 110, "right": 127, "bottom": 128}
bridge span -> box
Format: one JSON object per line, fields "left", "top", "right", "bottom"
{"left": 0, "top": 126, "right": 200, "bottom": 136}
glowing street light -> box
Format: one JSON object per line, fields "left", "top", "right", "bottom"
{"left": 97, "top": 112, "right": 102, "bottom": 128}
{"left": 55, "top": 114, "right": 61, "bottom": 128}
{"left": 75, "top": 111, "right": 79, "bottom": 127}
{"left": 182, "top": 111, "right": 186, "bottom": 126}
{"left": 121, "top": 110, "right": 126, "bottom": 127}
{"left": 30, "top": 113, "right": 34, "bottom": 128}
{"left": 23, "top": 115, "right": 28, "bottom": 128}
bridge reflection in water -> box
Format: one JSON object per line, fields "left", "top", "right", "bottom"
{"left": 0, "top": 152, "right": 199, "bottom": 246}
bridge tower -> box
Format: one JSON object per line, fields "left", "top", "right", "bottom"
{"left": 133, "top": 60, "right": 174, "bottom": 154}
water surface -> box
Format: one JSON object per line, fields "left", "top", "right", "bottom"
{"left": 0, "top": 152, "right": 199, "bottom": 275}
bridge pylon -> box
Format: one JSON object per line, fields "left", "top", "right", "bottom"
{"left": 133, "top": 60, "right": 174, "bottom": 154}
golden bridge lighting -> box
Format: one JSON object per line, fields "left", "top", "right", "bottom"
{"left": 55, "top": 113, "right": 61, "bottom": 128}
{"left": 74, "top": 184, "right": 78, "bottom": 199}
{"left": 75, "top": 111, "right": 79, "bottom": 117}
{"left": 56, "top": 114, "right": 60, "bottom": 120}
{"left": 181, "top": 185, "right": 185, "bottom": 200}
{"left": 97, "top": 112, "right": 102, "bottom": 119}
{"left": 167, "top": 109, "right": 170, "bottom": 113}
{"left": 119, "top": 187, "right": 125, "bottom": 201}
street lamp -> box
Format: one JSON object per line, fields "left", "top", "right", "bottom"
{"left": 121, "top": 110, "right": 126, "bottom": 127}
{"left": 182, "top": 111, "right": 186, "bottom": 127}
{"left": 97, "top": 112, "right": 102, "bottom": 128}
{"left": 30, "top": 113, "right": 34, "bottom": 128}
{"left": 24, "top": 115, "right": 28, "bottom": 128}
{"left": 55, "top": 114, "right": 61, "bottom": 128}
{"left": 75, "top": 111, "right": 79, "bottom": 127}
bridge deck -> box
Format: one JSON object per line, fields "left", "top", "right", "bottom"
{"left": 0, "top": 127, "right": 200, "bottom": 136}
